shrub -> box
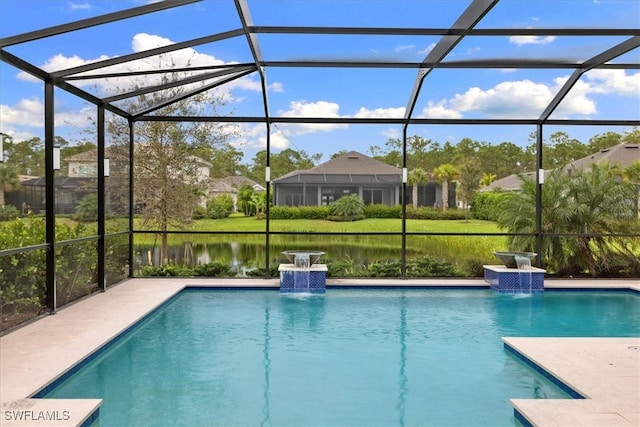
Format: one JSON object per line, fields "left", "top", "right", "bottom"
{"left": 405, "top": 258, "right": 461, "bottom": 277}
{"left": 193, "top": 261, "right": 236, "bottom": 277}
{"left": 269, "top": 205, "right": 330, "bottom": 220}
{"left": 470, "top": 191, "right": 512, "bottom": 221}
{"left": 0, "top": 205, "right": 21, "bottom": 221}
{"left": 207, "top": 194, "right": 234, "bottom": 219}
{"left": 406, "top": 206, "right": 467, "bottom": 220}
{"left": 364, "top": 204, "right": 401, "bottom": 218}
{"left": 141, "top": 264, "right": 193, "bottom": 277}
{"left": 246, "top": 263, "right": 279, "bottom": 277}
{"left": 366, "top": 260, "right": 402, "bottom": 277}
{"left": 328, "top": 194, "right": 365, "bottom": 221}
{"left": 74, "top": 194, "right": 98, "bottom": 222}
{"left": 463, "top": 258, "right": 488, "bottom": 278}
{"left": 192, "top": 206, "right": 207, "bottom": 220}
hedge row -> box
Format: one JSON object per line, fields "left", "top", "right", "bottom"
{"left": 267, "top": 204, "right": 467, "bottom": 220}
{"left": 140, "top": 257, "right": 462, "bottom": 278}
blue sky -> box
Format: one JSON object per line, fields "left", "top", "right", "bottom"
{"left": 1, "top": 0, "right": 639, "bottom": 163}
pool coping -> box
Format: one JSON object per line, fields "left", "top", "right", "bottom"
{"left": 1, "top": 277, "right": 638, "bottom": 426}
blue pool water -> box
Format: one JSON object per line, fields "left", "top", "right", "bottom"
{"left": 44, "top": 289, "right": 639, "bottom": 426}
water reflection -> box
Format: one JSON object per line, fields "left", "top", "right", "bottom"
{"left": 134, "top": 238, "right": 402, "bottom": 276}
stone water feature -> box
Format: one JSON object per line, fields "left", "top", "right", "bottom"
{"left": 484, "top": 251, "right": 545, "bottom": 293}
{"left": 279, "top": 250, "right": 327, "bottom": 293}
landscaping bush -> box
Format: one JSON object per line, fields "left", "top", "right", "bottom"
{"left": 406, "top": 206, "right": 466, "bottom": 220}
{"left": 0, "top": 216, "right": 97, "bottom": 331}
{"left": 141, "top": 264, "right": 193, "bottom": 277}
{"left": 470, "top": 191, "right": 512, "bottom": 221}
{"left": 364, "top": 204, "right": 402, "bottom": 218}
{"left": 269, "top": 205, "right": 330, "bottom": 220}
{"left": 328, "top": 194, "right": 365, "bottom": 221}
{"left": 192, "top": 206, "right": 207, "bottom": 220}
{"left": 463, "top": 258, "right": 488, "bottom": 278}
{"left": 405, "top": 258, "right": 461, "bottom": 277}
{"left": 246, "top": 263, "right": 279, "bottom": 277}
{"left": 207, "top": 194, "right": 234, "bottom": 219}
{"left": 74, "top": 193, "right": 98, "bottom": 222}
{"left": 364, "top": 257, "right": 461, "bottom": 277}
{"left": 0, "top": 205, "right": 21, "bottom": 221}
{"left": 193, "top": 261, "right": 236, "bottom": 277}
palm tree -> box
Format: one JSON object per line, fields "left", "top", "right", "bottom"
{"left": 432, "top": 164, "right": 458, "bottom": 211}
{"left": 481, "top": 172, "right": 497, "bottom": 187}
{"left": 407, "top": 168, "right": 427, "bottom": 209}
{"left": 565, "top": 162, "right": 638, "bottom": 276}
{"left": 498, "top": 164, "right": 638, "bottom": 276}
{"left": 622, "top": 160, "right": 640, "bottom": 218}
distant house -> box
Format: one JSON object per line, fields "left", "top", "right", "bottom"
{"left": 11, "top": 176, "right": 95, "bottom": 214}
{"left": 480, "top": 170, "right": 550, "bottom": 193}
{"left": 480, "top": 143, "right": 640, "bottom": 193}
{"left": 271, "top": 150, "right": 453, "bottom": 207}
{"left": 563, "top": 142, "right": 640, "bottom": 172}
{"left": 209, "top": 176, "right": 265, "bottom": 211}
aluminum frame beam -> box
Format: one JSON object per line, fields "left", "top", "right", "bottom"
{"left": 0, "top": 0, "right": 201, "bottom": 48}
{"left": 539, "top": 36, "right": 640, "bottom": 122}
{"left": 403, "top": 0, "right": 499, "bottom": 125}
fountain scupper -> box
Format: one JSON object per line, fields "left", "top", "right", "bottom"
{"left": 279, "top": 251, "right": 327, "bottom": 293}
{"left": 484, "top": 251, "right": 545, "bottom": 293}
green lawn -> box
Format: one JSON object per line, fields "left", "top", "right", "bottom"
{"left": 135, "top": 215, "right": 501, "bottom": 234}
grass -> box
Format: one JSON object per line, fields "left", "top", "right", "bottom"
{"left": 135, "top": 215, "right": 501, "bottom": 234}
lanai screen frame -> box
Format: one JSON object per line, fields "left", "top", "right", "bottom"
{"left": 0, "top": 0, "right": 639, "bottom": 313}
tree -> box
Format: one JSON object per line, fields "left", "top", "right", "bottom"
{"left": 497, "top": 164, "right": 639, "bottom": 276}
{"left": 622, "top": 160, "right": 640, "bottom": 219}
{"left": 104, "top": 66, "right": 236, "bottom": 264}
{"left": 247, "top": 148, "right": 320, "bottom": 183}
{"left": 237, "top": 183, "right": 256, "bottom": 216}
{"left": 407, "top": 168, "right": 427, "bottom": 209}
{"left": 0, "top": 134, "right": 19, "bottom": 207}
{"left": 588, "top": 131, "right": 622, "bottom": 153}
{"left": 481, "top": 172, "right": 497, "bottom": 186}
{"left": 433, "top": 163, "right": 458, "bottom": 211}
{"left": 0, "top": 164, "right": 20, "bottom": 207}
{"left": 456, "top": 159, "right": 482, "bottom": 220}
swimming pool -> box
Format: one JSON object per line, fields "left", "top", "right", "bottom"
{"left": 43, "top": 288, "right": 639, "bottom": 426}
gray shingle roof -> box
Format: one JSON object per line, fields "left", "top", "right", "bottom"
{"left": 272, "top": 151, "right": 401, "bottom": 184}
{"left": 564, "top": 143, "right": 640, "bottom": 172}
{"left": 481, "top": 143, "right": 640, "bottom": 192}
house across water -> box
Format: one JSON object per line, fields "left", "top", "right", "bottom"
{"left": 271, "top": 151, "right": 455, "bottom": 208}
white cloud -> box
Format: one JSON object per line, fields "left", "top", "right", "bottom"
{"left": 584, "top": 69, "right": 640, "bottom": 96}
{"left": 68, "top": 2, "right": 92, "bottom": 11}
{"left": 353, "top": 107, "right": 405, "bottom": 118}
{"left": 0, "top": 98, "right": 44, "bottom": 127}
{"left": 16, "top": 33, "right": 275, "bottom": 100}
{"left": 420, "top": 100, "right": 463, "bottom": 119}
{"left": 17, "top": 53, "right": 111, "bottom": 83}
{"left": 416, "top": 69, "right": 639, "bottom": 120}
{"left": 395, "top": 44, "right": 415, "bottom": 52}
{"left": 382, "top": 127, "right": 401, "bottom": 139}
{"left": 509, "top": 35, "right": 556, "bottom": 45}
{"left": 276, "top": 100, "right": 348, "bottom": 135}
{"left": 0, "top": 97, "right": 96, "bottom": 139}
{"left": 418, "top": 43, "right": 436, "bottom": 56}
{"left": 269, "top": 82, "right": 284, "bottom": 93}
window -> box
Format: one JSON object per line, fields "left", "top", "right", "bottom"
{"left": 363, "top": 188, "right": 383, "bottom": 205}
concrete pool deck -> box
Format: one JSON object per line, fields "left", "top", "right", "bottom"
{"left": 1, "top": 277, "right": 638, "bottom": 426}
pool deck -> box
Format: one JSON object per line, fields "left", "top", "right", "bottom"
{"left": 1, "top": 277, "right": 638, "bottom": 426}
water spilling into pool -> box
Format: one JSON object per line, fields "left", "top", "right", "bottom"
{"left": 44, "top": 289, "right": 639, "bottom": 426}
{"left": 515, "top": 254, "right": 533, "bottom": 294}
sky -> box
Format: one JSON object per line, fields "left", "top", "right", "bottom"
{"left": 0, "top": 0, "right": 639, "bottom": 164}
